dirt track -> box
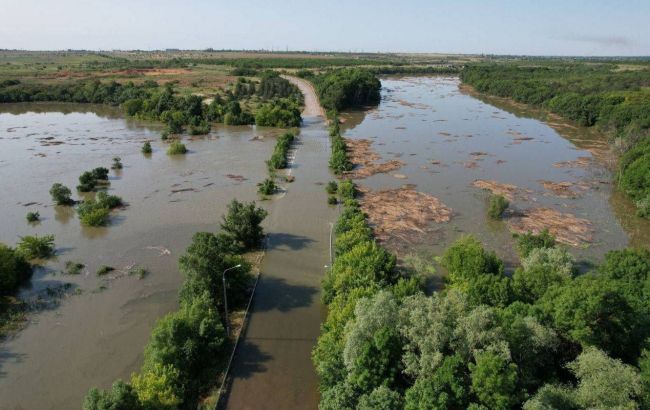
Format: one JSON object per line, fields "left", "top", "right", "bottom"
{"left": 282, "top": 75, "right": 325, "bottom": 118}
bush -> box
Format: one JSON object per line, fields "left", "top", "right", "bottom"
{"left": 314, "top": 68, "right": 381, "bottom": 111}
{"left": 77, "top": 168, "right": 110, "bottom": 192}
{"left": 255, "top": 98, "right": 302, "bottom": 128}
{"left": 220, "top": 199, "right": 268, "bottom": 250}
{"left": 50, "top": 183, "right": 74, "bottom": 205}
{"left": 142, "top": 141, "right": 152, "bottom": 154}
{"left": 326, "top": 181, "right": 338, "bottom": 195}
{"left": 83, "top": 380, "right": 142, "bottom": 410}
{"left": 111, "top": 157, "right": 123, "bottom": 170}
{"left": 166, "top": 141, "right": 187, "bottom": 155}
{"left": 96, "top": 265, "right": 114, "bottom": 276}
{"left": 189, "top": 121, "right": 210, "bottom": 135}
{"left": 26, "top": 211, "right": 40, "bottom": 223}
{"left": 267, "top": 132, "right": 295, "bottom": 170}
{"left": 258, "top": 178, "right": 277, "bottom": 195}
{"left": 0, "top": 243, "right": 32, "bottom": 294}
{"left": 515, "top": 229, "right": 556, "bottom": 257}
{"left": 338, "top": 179, "right": 356, "bottom": 200}
{"left": 328, "top": 195, "right": 338, "bottom": 205}
{"left": 488, "top": 194, "right": 509, "bottom": 219}
{"left": 17, "top": 234, "right": 55, "bottom": 260}
{"left": 77, "top": 193, "right": 122, "bottom": 226}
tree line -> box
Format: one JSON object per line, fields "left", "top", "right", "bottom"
{"left": 460, "top": 62, "right": 650, "bottom": 217}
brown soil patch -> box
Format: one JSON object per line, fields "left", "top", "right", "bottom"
{"left": 553, "top": 156, "right": 592, "bottom": 168}
{"left": 472, "top": 180, "right": 519, "bottom": 201}
{"left": 538, "top": 180, "right": 589, "bottom": 198}
{"left": 509, "top": 207, "right": 593, "bottom": 247}
{"left": 359, "top": 186, "right": 452, "bottom": 243}
{"left": 345, "top": 138, "right": 404, "bottom": 179}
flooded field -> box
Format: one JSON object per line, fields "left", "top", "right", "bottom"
{"left": 341, "top": 77, "right": 650, "bottom": 270}
{"left": 0, "top": 103, "right": 284, "bottom": 409}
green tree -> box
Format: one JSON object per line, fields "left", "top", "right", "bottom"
{"left": 358, "top": 386, "right": 404, "bottom": 410}
{"left": 469, "top": 350, "right": 518, "bottom": 410}
{"left": 16, "top": 234, "right": 55, "bottom": 260}
{"left": 0, "top": 243, "right": 32, "bottom": 294}
{"left": 513, "top": 247, "right": 574, "bottom": 303}
{"left": 442, "top": 235, "right": 503, "bottom": 291}
{"left": 220, "top": 199, "right": 267, "bottom": 250}
{"left": 83, "top": 380, "right": 142, "bottom": 410}
{"left": 131, "top": 363, "right": 181, "bottom": 410}
{"left": 50, "top": 183, "right": 74, "bottom": 205}
{"left": 404, "top": 354, "right": 470, "bottom": 410}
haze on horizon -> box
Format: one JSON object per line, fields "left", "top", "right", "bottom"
{"left": 1, "top": 0, "right": 649, "bottom": 56}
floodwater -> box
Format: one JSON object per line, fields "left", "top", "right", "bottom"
{"left": 0, "top": 103, "right": 286, "bottom": 409}
{"left": 341, "top": 77, "right": 650, "bottom": 269}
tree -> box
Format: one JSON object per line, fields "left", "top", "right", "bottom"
{"left": 404, "top": 354, "right": 470, "bottom": 410}
{"left": 358, "top": 386, "right": 404, "bottom": 410}
{"left": 220, "top": 199, "right": 267, "bottom": 250}
{"left": 488, "top": 194, "right": 509, "bottom": 219}
{"left": 523, "top": 384, "right": 579, "bottom": 410}
{"left": 513, "top": 247, "right": 574, "bottom": 303}
{"left": 50, "top": 183, "right": 74, "bottom": 205}
{"left": 83, "top": 380, "right": 142, "bottom": 410}
{"left": 469, "top": 350, "right": 518, "bottom": 410}
{"left": 442, "top": 236, "right": 503, "bottom": 291}
{"left": 131, "top": 363, "right": 181, "bottom": 410}
{"left": 569, "top": 347, "right": 642, "bottom": 409}
{"left": 0, "top": 243, "right": 32, "bottom": 294}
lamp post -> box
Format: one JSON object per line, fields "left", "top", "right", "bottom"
{"left": 222, "top": 264, "right": 241, "bottom": 337}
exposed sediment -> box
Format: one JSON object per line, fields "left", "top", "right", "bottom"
{"left": 345, "top": 138, "right": 404, "bottom": 178}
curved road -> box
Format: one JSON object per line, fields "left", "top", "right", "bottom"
{"left": 221, "top": 77, "right": 334, "bottom": 409}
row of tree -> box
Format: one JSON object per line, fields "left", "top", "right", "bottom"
{"left": 313, "top": 68, "right": 382, "bottom": 112}
{"left": 316, "top": 187, "right": 650, "bottom": 408}
{"left": 460, "top": 62, "right": 650, "bottom": 217}
{"left": 83, "top": 200, "right": 267, "bottom": 410}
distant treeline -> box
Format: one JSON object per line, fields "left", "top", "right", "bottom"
{"left": 461, "top": 62, "right": 650, "bottom": 217}
{"left": 0, "top": 71, "right": 302, "bottom": 130}
{"left": 368, "top": 65, "right": 462, "bottom": 75}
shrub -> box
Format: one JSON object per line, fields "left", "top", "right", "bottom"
{"left": 64, "top": 261, "right": 85, "bottom": 275}
{"left": 0, "top": 243, "right": 32, "bottom": 294}
{"left": 96, "top": 191, "right": 123, "bottom": 209}
{"left": 77, "top": 168, "right": 109, "bottom": 192}
{"left": 83, "top": 380, "right": 142, "bottom": 410}
{"left": 26, "top": 211, "right": 40, "bottom": 223}
{"left": 267, "top": 132, "right": 295, "bottom": 170}
{"left": 17, "top": 234, "right": 55, "bottom": 260}
{"left": 328, "top": 196, "right": 338, "bottom": 205}
{"left": 258, "top": 178, "right": 277, "bottom": 195}
{"left": 78, "top": 205, "right": 110, "bottom": 226}
{"left": 325, "top": 181, "right": 338, "bottom": 195}
{"left": 142, "top": 141, "right": 152, "bottom": 154}
{"left": 189, "top": 121, "right": 210, "bottom": 135}
{"left": 255, "top": 98, "right": 302, "bottom": 127}
{"left": 220, "top": 199, "right": 268, "bottom": 250}
{"left": 50, "top": 183, "right": 74, "bottom": 205}
{"left": 488, "top": 194, "right": 509, "bottom": 219}
{"left": 96, "top": 265, "right": 114, "bottom": 276}
{"left": 338, "top": 179, "right": 356, "bottom": 200}
{"left": 166, "top": 141, "right": 187, "bottom": 155}
{"left": 111, "top": 157, "right": 123, "bottom": 170}
{"left": 515, "top": 229, "right": 556, "bottom": 258}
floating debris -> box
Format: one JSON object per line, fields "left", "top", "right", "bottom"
{"left": 145, "top": 245, "right": 171, "bottom": 256}
{"left": 554, "top": 156, "right": 592, "bottom": 168}
{"left": 509, "top": 207, "right": 593, "bottom": 247}
{"left": 538, "top": 180, "right": 589, "bottom": 199}
{"left": 225, "top": 174, "right": 247, "bottom": 182}
{"left": 345, "top": 138, "right": 404, "bottom": 178}
{"left": 472, "top": 180, "right": 519, "bottom": 201}
{"left": 359, "top": 186, "right": 452, "bottom": 243}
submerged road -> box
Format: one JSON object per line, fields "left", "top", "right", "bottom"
{"left": 222, "top": 77, "right": 334, "bottom": 409}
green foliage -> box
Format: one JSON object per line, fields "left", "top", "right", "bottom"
{"left": 83, "top": 380, "right": 143, "bottom": 410}
{"left": 337, "top": 179, "right": 355, "bottom": 200}
{"left": 267, "top": 132, "right": 295, "bottom": 170}
{"left": 220, "top": 199, "right": 267, "bottom": 251}
{"left": 64, "top": 261, "right": 85, "bottom": 275}
{"left": 77, "top": 192, "right": 122, "bottom": 226}
{"left": 77, "top": 167, "right": 110, "bottom": 192}
{"left": 469, "top": 350, "right": 518, "bottom": 409}
{"left": 257, "top": 178, "right": 277, "bottom": 195}
{"left": 49, "top": 183, "right": 74, "bottom": 205}
{"left": 255, "top": 98, "right": 302, "bottom": 127}
{"left": 141, "top": 141, "right": 152, "bottom": 154}
{"left": 328, "top": 119, "right": 353, "bottom": 174}
{"left": 26, "top": 211, "right": 40, "bottom": 222}
{"left": 111, "top": 157, "right": 123, "bottom": 170}
{"left": 325, "top": 181, "right": 338, "bottom": 195}
{"left": 515, "top": 229, "right": 556, "bottom": 257}
{"left": 131, "top": 364, "right": 181, "bottom": 410}
{"left": 256, "top": 71, "right": 302, "bottom": 101}
{"left": 16, "top": 234, "right": 55, "bottom": 260}
{"left": 0, "top": 243, "right": 32, "bottom": 294}
{"left": 404, "top": 354, "right": 470, "bottom": 410}
{"left": 96, "top": 265, "right": 114, "bottom": 276}
{"left": 166, "top": 141, "right": 187, "bottom": 155}
{"left": 314, "top": 68, "right": 381, "bottom": 111}
{"left": 513, "top": 247, "right": 574, "bottom": 303}
{"left": 487, "top": 194, "right": 509, "bottom": 219}
{"left": 441, "top": 235, "right": 504, "bottom": 292}
{"left": 327, "top": 195, "right": 338, "bottom": 205}
{"left": 188, "top": 121, "right": 210, "bottom": 135}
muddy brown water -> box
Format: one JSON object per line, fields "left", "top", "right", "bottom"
{"left": 0, "top": 103, "right": 290, "bottom": 409}
{"left": 341, "top": 76, "right": 649, "bottom": 271}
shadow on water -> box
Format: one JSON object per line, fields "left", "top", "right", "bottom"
{"left": 0, "top": 349, "right": 27, "bottom": 379}
{"left": 266, "top": 232, "right": 315, "bottom": 251}
{"left": 250, "top": 276, "right": 318, "bottom": 313}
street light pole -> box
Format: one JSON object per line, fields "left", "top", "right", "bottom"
{"left": 222, "top": 264, "right": 241, "bottom": 337}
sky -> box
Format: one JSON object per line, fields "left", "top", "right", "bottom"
{"left": 1, "top": 0, "right": 648, "bottom": 56}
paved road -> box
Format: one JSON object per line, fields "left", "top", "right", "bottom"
{"left": 222, "top": 81, "right": 334, "bottom": 409}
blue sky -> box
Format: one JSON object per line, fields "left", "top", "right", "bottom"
{"left": 1, "top": 0, "right": 648, "bottom": 56}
